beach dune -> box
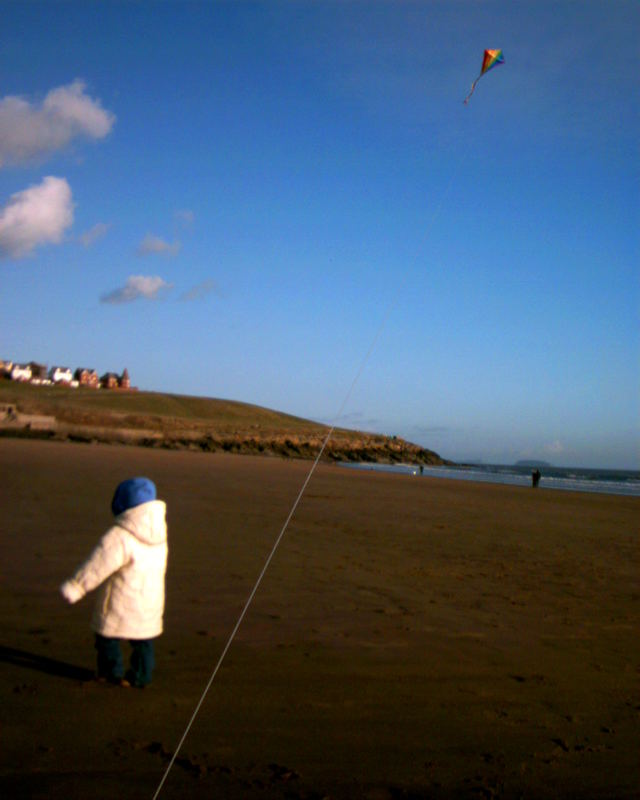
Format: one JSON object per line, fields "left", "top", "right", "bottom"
{"left": 0, "top": 439, "right": 637, "bottom": 799}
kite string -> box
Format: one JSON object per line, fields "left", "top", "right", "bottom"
{"left": 152, "top": 127, "right": 472, "bottom": 800}
{"left": 150, "top": 335, "right": 380, "bottom": 800}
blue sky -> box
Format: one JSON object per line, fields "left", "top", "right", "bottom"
{"left": 1, "top": 1, "right": 638, "bottom": 469}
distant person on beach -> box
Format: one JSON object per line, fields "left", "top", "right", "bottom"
{"left": 59, "top": 477, "right": 168, "bottom": 688}
{"left": 532, "top": 469, "right": 541, "bottom": 488}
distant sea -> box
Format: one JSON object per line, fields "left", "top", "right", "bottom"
{"left": 340, "top": 462, "right": 640, "bottom": 497}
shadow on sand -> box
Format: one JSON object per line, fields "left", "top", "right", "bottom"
{"left": 0, "top": 645, "right": 94, "bottom": 681}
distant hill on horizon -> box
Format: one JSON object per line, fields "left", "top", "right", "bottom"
{"left": 0, "top": 379, "right": 450, "bottom": 465}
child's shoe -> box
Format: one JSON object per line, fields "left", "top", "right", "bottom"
{"left": 124, "top": 670, "right": 147, "bottom": 689}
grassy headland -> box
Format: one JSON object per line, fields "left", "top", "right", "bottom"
{"left": 0, "top": 380, "right": 448, "bottom": 464}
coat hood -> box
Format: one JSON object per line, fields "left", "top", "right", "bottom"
{"left": 111, "top": 477, "right": 156, "bottom": 516}
{"left": 115, "top": 499, "right": 167, "bottom": 545}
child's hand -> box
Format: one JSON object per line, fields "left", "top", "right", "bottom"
{"left": 60, "top": 580, "right": 83, "bottom": 604}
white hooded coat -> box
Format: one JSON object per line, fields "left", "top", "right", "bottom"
{"left": 60, "top": 500, "right": 168, "bottom": 639}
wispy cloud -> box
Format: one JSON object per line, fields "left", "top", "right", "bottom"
{"left": 136, "top": 233, "right": 180, "bottom": 256}
{"left": 0, "top": 176, "right": 74, "bottom": 258}
{"left": 79, "top": 222, "right": 110, "bottom": 247}
{"left": 0, "top": 80, "right": 115, "bottom": 167}
{"left": 100, "top": 275, "right": 173, "bottom": 304}
{"left": 180, "top": 279, "right": 219, "bottom": 302}
{"left": 544, "top": 440, "right": 565, "bottom": 456}
{"left": 174, "top": 209, "right": 195, "bottom": 229}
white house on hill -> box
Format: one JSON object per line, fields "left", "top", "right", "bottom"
{"left": 49, "top": 366, "right": 73, "bottom": 384}
{"left": 11, "top": 364, "right": 32, "bottom": 382}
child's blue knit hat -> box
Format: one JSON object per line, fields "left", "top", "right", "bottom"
{"left": 111, "top": 477, "right": 156, "bottom": 516}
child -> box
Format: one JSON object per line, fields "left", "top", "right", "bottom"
{"left": 60, "top": 477, "right": 168, "bottom": 687}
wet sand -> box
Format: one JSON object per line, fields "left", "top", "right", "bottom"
{"left": 0, "top": 438, "right": 638, "bottom": 799}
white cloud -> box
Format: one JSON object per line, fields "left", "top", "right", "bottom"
{"left": 79, "top": 222, "right": 110, "bottom": 247}
{"left": 0, "top": 80, "right": 115, "bottom": 166}
{"left": 137, "top": 234, "right": 180, "bottom": 256}
{"left": 0, "top": 176, "right": 74, "bottom": 258}
{"left": 101, "top": 275, "right": 173, "bottom": 304}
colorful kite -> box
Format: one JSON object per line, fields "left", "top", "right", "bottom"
{"left": 463, "top": 49, "right": 505, "bottom": 104}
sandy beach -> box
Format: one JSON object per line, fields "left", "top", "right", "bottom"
{"left": 0, "top": 438, "right": 637, "bottom": 799}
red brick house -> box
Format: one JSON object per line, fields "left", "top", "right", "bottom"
{"left": 100, "top": 372, "right": 119, "bottom": 389}
{"left": 74, "top": 368, "right": 99, "bottom": 388}
{"left": 100, "top": 369, "right": 131, "bottom": 389}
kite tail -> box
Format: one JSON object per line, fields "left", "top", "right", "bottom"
{"left": 463, "top": 76, "right": 480, "bottom": 105}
